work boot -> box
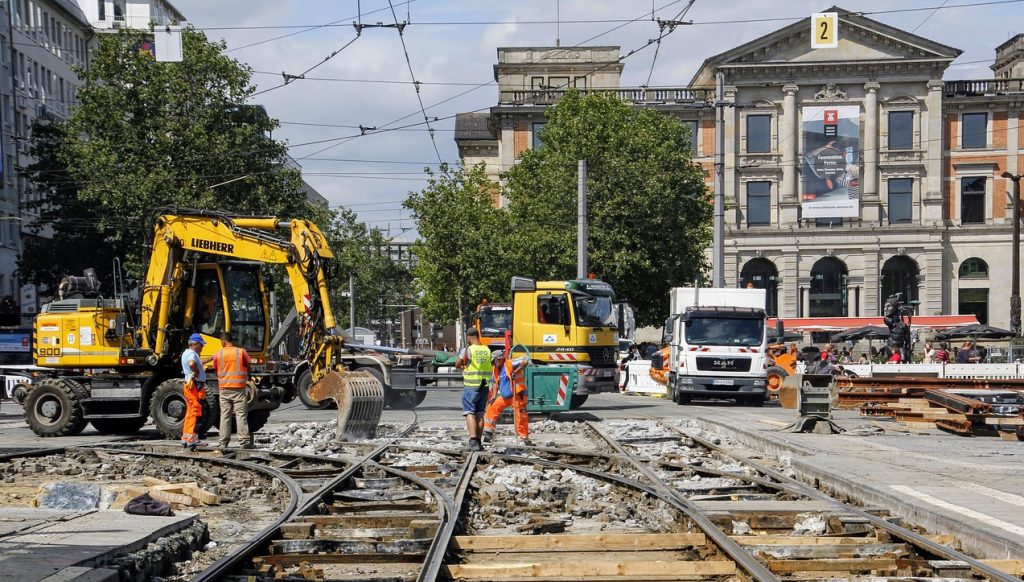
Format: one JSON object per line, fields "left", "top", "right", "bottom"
{"left": 465, "top": 438, "right": 483, "bottom": 452}
{"left": 481, "top": 430, "right": 493, "bottom": 444}
{"left": 518, "top": 438, "right": 533, "bottom": 447}
{"left": 187, "top": 441, "right": 208, "bottom": 451}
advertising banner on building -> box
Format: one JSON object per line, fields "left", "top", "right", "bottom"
{"left": 801, "top": 105, "right": 860, "bottom": 218}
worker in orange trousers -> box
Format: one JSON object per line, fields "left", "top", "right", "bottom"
{"left": 181, "top": 333, "right": 209, "bottom": 450}
{"left": 482, "top": 350, "right": 531, "bottom": 446}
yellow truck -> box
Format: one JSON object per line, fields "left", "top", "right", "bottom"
{"left": 510, "top": 277, "right": 619, "bottom": 408}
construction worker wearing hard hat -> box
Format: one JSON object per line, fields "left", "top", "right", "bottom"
{"left": 180, "top": 333, "right": 209, "bottom": 450}
{"left": 482, "top": 349, "right": 531, "bottom": 446}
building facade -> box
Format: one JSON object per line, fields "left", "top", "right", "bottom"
{"left": 455, "top": 8, "right": 1024, "bottom": 330}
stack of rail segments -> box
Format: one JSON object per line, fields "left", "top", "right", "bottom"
{"left": 834, "top": 376, "right": 1024, "bottom": 438}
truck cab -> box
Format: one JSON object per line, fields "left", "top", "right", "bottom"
{"left": 511, "top": 277, "right": 618, "bottom": 401}
{"left": 473, "top": 301, "right": 512, "bottom": 349}
{"left": 664, "top": 288, "right": 769, "bottom": 406}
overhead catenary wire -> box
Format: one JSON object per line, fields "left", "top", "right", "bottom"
{"left": 385, "top": 0, "right": 443, "bottom": 164}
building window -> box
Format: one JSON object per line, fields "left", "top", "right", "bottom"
{"left": 685, "top": 120, "right": 698, "bottom": 155}
{"left": 746, "top": 114, "right": 771, "bottom": 153}
{"left": 881, "top": 256, "right": 919, "bottom": 311}
{"left": 962, "top": 112, "right": 987, "bottom": 149}
{"left": 746, "top": 181, "right": 770, "bottom": 226}
{"left": 573, "top": 76, "right": 586, "bottom": 89}
{"left": 960, "top": 177, "right": 986, "bottom": 224}
{"left": 888, "top": 111, "right": 913, "bottom": 150}
{"left": 740, "top": 258, "right": 779, "bottom": 317}
{"left": 531, "top": 76, "right": 544, "bottom": 90}
{"left": 549, "top": 76, "right": 569, "bottom": 90}
{"left": 532, "top": 122, "right": 546, "bottom": 149}
{"left": 97, "top": 0, "right": 105, "bottom": 20}
{"left": 816, "top": 217, "right": 842, "bottom": 227}
{"left": 888, "top": 178, "right": 912, "bottom": 224}
{"left": 810, "top": 257, "right": 848, "bottom": 317}
{"left": 958, "top": 257, "right": 989, "bottom": 279}
{"left": 959, "top": 288, "right": 988, "bottom": 324}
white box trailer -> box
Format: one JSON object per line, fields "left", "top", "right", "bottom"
{"left": 663, "top": 287, "right": 771, "bottom": 405}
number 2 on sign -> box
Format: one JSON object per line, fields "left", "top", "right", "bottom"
{"left": 811, "top": 12, "right": 838, "bottom": 49}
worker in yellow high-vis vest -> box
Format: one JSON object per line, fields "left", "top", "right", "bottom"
{"left": 455, "top": 328, "right": 492, "bottom": 451}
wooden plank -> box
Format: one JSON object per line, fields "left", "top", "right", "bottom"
{"left": 733, "top": 536, "right": 880, "bottom": 546}
{"left": 149, "top": 489, "right": 197, "bottom": 507}
{"left": 181, "top": 484, "right": 218, "bottom": 505}
{"left": 452, "top": 533, "right": 707, "bottom": 552}
{"left": 767, "top": 558, "right": 896, "bottom": 573}
{"left": 749, "top": 543, "right": 910, "bottom": 560}
{"left": 445, "top": 560, "right": 735, "bottom": 580}
{"left": 983, "top": 560, "right": 1024, "bottom": 575}
{"left": 142, "top": 477, "right": 170, "bottom": 487}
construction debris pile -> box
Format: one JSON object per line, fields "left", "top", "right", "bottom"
{"left": 833, "top": 377, "right": 1024, "bottom": 439}
{"left": 468, "top": 460, "right": 676, "bottom": 534}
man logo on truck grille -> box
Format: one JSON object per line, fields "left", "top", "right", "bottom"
{"left": 191, "top": 238, "right": 235, "bottom": 253}
{"left": 712, "top": 359, "right": 735, "bottom": 368}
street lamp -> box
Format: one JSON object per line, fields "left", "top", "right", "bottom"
{"left": 1002, "top": 171, "right": 1023, "bottom": 336}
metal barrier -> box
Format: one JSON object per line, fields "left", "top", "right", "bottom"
{"left": 622, "top": 360, "right": 668, "bottom": 396}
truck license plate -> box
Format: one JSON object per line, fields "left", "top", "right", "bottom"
{"left": 713, "top": 379, "right": 734, "bottom": 386}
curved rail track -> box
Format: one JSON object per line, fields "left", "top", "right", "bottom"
{"left": 1, "top": 412, "right": 1021, "bottom": 582}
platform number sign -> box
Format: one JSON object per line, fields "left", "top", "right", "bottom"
{"left": 812, "top": 12, "right": 838, "bottom": 49}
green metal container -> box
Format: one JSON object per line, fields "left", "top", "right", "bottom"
{"left": 525, "top": 366, "right": 576, "bottom": 413}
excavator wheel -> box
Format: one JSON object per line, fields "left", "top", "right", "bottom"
{"left": 24, "top": 379, "right": 88, "bottom": 437}
{"left": 150, "top": 379, "right": 218, "bottom": 440}
{"left": 296, "top": 369, "right": 334, "bottom": 410}
{"left": 308, "top": 370, "right": 385, "bottom": 440}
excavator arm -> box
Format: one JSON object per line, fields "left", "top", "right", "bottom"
{"left": 139, "top": 212, "right": 341, "bottom": 384}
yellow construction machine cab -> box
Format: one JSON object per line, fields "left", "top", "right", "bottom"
{"left": 35, "top": 261, "right": 271, "bottom": 369}
{"left": 510, "top": 276, "right": 618, "bottom": 364}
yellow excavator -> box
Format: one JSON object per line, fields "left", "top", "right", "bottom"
{"left": 24, "top": 210, "right": 382, "bottom": 438}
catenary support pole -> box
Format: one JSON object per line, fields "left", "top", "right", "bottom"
{"left": 578, "top": 159, "right": 588, "bottom": 279}
{"left": 713, "top": 72, "right": 725, "bottom": 288}
{"left": 349, "top": 271, "right": 356, "bottom": 335}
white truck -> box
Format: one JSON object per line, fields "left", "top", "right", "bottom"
{"left": 660, "top": 287, "right": 772, "bottom": 406}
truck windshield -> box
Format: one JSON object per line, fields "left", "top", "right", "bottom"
{"left": 479, "top": 309, "right": 511, "bottom": 336}
{"left": 684, "top": 317, "right": 764, "bottom": 347}
{"left": 573, "top": 295, "right": 615, "bottom": 328}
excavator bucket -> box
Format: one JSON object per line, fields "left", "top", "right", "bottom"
{"left": 308, "top": 370, "right": 385, "bottom": 440}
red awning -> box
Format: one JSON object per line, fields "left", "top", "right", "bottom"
{"left": 768, "top": 315, "right": 979, "bottom": 332}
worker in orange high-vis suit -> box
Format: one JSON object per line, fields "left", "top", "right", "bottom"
{"left": 212, "top": 331, "right": 252, "bottom": 449}
{"left": 180, "top": 333, "right": 209, "bottom": 450}
{"left": 482, "top": 350, "right": 531, "bottom": 446}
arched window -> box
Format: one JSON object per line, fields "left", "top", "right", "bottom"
{"left": 740, "top": 258, "right": 779, "bottom": 317}
{"left": 881, "top": 256, "right": 919, "bottom": 312}
{"left": 958, "top": 257, "right": 989, "bottom": 324}
{"left": 958, "top": 258, "right": 989, "bottom": 279}
{"left": 810, "top": 257, "right": 848, "bottom": 317}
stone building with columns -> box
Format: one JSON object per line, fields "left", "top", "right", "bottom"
{"left": 455, "top": 8, "right": 1024, "bottom": 329}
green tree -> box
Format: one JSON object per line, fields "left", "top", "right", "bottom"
{"left": 503, "top": 91, "right": 711, "bottom": 326}
{"left": 54, "top": 27, "right": 307, "bottom": 274}
{"left": 19, "top": 121, "right": 121, "bottom": 290}
{"left": 404, "top": 164, "right": 509, "bottom": 326}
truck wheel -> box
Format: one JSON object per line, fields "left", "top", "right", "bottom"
{"left": 296, "top": 369, "right": 332, "bottom": 410}
{"left": 569, "top": 394, "right": 588, "bottom": 410}
{"left": 674, "top": 390, "right": 691, "bottom": 405}
{"left": 90, "top": 417, "right": 147, "bottom": 435}
{"left": 150, "top": 379, "right": 218, "bottom": 439}
{"left": 25, "top": 379, "right": 87, "bottom": 437}
{"left": 766, "top": 366, "right": 788, "bottom": 397}
{"left": 386, "top": 389, "right": 426, "bottom": 410}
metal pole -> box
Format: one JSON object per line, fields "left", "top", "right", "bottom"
{"left": 349, "top": 271, "right": 356, "bottom": 334}
{"left": 1010, "top": 175, "right": 1021, "bottom": 335}
{"left": 577, "top": 159, "right": 588, "bottom": 279}
{"left": 713, "top": 72, "right": 725, "bottom": 288}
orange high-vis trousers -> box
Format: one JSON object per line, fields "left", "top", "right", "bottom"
{"left": 483, "top": 391, "right": 529, "bottom": 439}
{"left": 181, "top": 380, "right": 206, "bottom": 445}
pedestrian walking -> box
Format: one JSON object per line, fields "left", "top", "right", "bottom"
{"left": 455, "top": 329, "right": 491, "bottom": 451}
{"left": 212, "top": 331, "right": 252, "bottom": 449}
{"left": 180, "top": 333, "right": 208, "bottom": 450}
{"left": 482, "top": 349, "right": 531, "bottom": 446}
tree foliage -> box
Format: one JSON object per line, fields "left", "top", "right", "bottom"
{"left": 19, "top": 121, "right": 119, "bottom": 291}
{"left": 502, "top": 91, "right": 712, "bottom": 326}
{"left": 404, "top": 164, "right": 510, "bottom": 324}
{"left": 48, "top": 27, "right": 308, "bottom": 274}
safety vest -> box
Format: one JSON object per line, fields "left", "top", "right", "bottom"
{"left": 462, "top": 344, "right": 492, "bottom": 388}
{"left": 214, "top": 346, "right": 249, "bottom": 389}
{"left": 492, "top": 359, "right": 527, "bottom": 397}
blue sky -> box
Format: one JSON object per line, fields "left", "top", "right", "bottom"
{"left": 173, "top": 0, "right": 1018, "bottom": 234}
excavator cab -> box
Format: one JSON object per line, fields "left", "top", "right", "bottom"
{"left": 185, "top": 262, "right": 270, "bottom": 360}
